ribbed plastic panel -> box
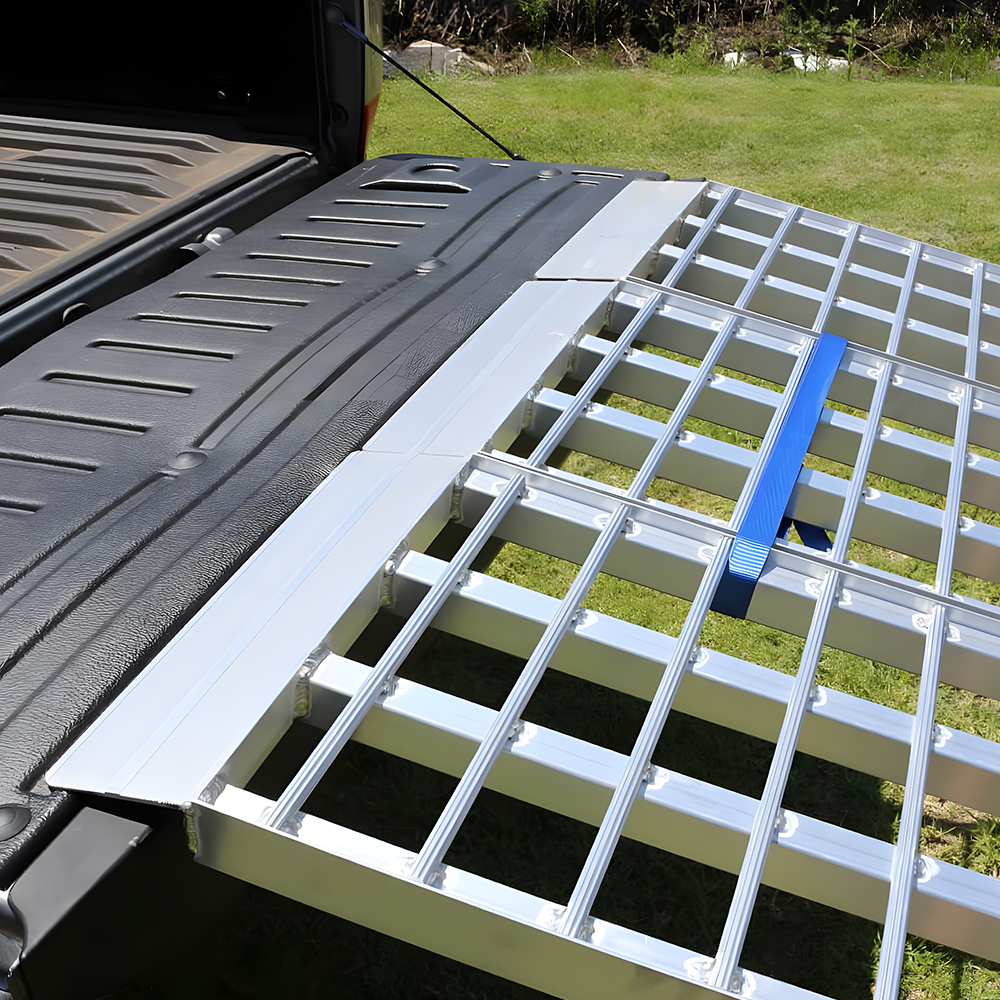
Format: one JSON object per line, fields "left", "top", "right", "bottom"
{"left": 0, "top": 115, "right": 301, "bottom": 308}
{"left": 0, "top": 155, "right": 661, "bottom": 887}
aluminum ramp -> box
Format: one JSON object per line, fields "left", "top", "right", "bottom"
{"left": 31, "top": 170, "right": 1000, "bottom": 997}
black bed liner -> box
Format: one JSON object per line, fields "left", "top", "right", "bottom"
{"left": 1, "top": 0, "right": 382, "bottom": 367}
{"left": 1, "top": 1, "right": 373, "bottom": 172}
{"left": 0, "top": 154, "right": 664, "bottom": 888}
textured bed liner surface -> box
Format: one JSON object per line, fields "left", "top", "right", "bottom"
{"left": 0, "top": 154, "right": 665, "bottom": 881}
{"left": 0, "top": 115, "right": 303, "bottom": 312}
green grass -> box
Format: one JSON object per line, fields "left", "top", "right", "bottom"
{"left": 370, "top": 62, "right": 1000, "bottom": 996}
{"left": 369, "top": 64, "right": 1000, "bottom": 264}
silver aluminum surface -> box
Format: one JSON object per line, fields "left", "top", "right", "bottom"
{"left": 48, "top": 177, "right": 1000, "bottom": 999}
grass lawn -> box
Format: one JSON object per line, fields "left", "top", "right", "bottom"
{"left": 367, "top": 62, "right": 1000, "bottom": 999}
{"left": 127, "top": 64, "right": 1000, "bottom": 1000}
{"left": 369, "top": 60, "right": 1000, "bottom": 264}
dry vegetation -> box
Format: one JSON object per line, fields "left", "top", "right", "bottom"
{"left": 386, "top": 0, "right": 1000, "bottom": 85}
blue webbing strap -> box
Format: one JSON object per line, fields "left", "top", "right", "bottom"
{"left": 711, "top": 332, "right": 847, "bottom": 619}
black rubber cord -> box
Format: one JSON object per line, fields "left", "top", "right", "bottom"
{"left": 325, "top": 4, "right": 525, "bottom": 161}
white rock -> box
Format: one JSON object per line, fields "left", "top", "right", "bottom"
{"left": 724, "top": 49, "right": 758, "bottom": 65}
{"left": 786, "top": 48, "right": 849, "bottom": 71}
{"left": 723, "top": 48, "right": 849, "bottom": 71}
{"left": 390, "top": 39, "right": 465, "bottom": 78}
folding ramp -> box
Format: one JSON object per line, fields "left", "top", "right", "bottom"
{"left": 48, "top": 176, "right": 1000, "bottom": 999}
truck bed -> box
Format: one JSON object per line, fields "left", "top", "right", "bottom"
{"left": 0, "top": 116, "right": 318, "bottom": 361}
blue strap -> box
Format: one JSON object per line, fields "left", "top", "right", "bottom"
{"left": 711, "top": 332, "right": 846, "bottom": 619}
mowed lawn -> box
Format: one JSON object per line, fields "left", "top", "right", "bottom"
{"left": 370, "top": 62, "right": 1000, "bottom": 265}
{"left": 368, "top": 62, "right": 1000, "bottom": 999}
